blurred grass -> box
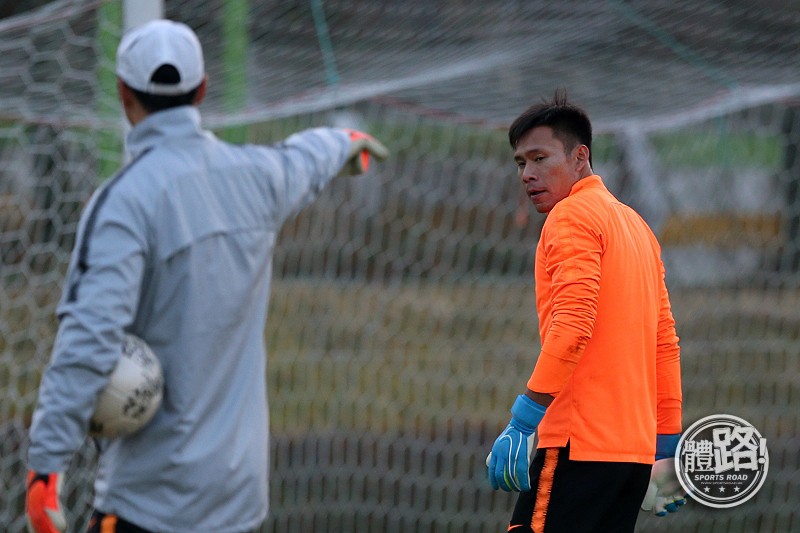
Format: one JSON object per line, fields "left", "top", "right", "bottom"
{"left": 262, "top": 280, "right": 799, "bottom": 533}
{"left": 264, "top": 279, "right": 800, "bottom": 435}
{"left": 0, "top": 272, "right": 60, "bottom": 424}
{"left": 265, "top": 278, "right": 537, "bottom": 437}
{"left": 651, "top": 130, "right": 783, "bottom": 168}
{"left": 6, "top": 277, "right": 799, "bottom": 428}
{"left": 228, "top": 113, "right": 784, "bottom": 170}
{"left": 4, "top": 276, "right": 799, "bottom": 532}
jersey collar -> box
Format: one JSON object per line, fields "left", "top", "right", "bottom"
{"left": 569, "top": 174, "right": 606, "bottom": 196}
{"left": 125, "top": 106, "right": 206, "bottom": 159}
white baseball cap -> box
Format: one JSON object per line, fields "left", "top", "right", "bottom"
{"left": 116, "top": 19, "right": 205, "bottom": 96}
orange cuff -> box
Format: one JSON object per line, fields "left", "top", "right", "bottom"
{"left": 657, "top": 399, "right": 683, "bottom": 434}
{"left": 527, "top": 349, "right": 578, "bottom": 394}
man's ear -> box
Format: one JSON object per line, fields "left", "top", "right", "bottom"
{"left": 193, "top": 76, "right": 208, "bottom": 106}
{"left": 117, "top": 78, "right": 133, "bottom": 108}
{"left": 575, "top": 144, "right": 591, "bottom": 172}
{"left": 117, "top": 79, "right": 151, "bottom": 126}
{"left": 117, "top": 78, "right": 139, "bottom": 124}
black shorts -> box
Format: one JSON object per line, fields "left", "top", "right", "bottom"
{"left": 87, "top": 511, "right": 152, "bottom": 533}
{"left": 508, "top": 444, "right": 652, "bottom": 533}
{"left": 86, "top": 510, "right": 260, "bottom": 533}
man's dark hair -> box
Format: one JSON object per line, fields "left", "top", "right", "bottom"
{"left": 128, "top": 64, "right": 199, "bottom": 113}
{"left": 508, "top": 88, "right": 592, "bottom": 162}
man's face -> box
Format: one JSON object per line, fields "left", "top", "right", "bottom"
{"left": 513, "top": 126, "right": 584, "bottom": 213}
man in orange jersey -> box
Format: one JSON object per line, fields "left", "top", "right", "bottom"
{"left": 486, "top": 89, "right": 686, "bottom": 533}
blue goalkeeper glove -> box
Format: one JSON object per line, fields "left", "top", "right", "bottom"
{"left": 337, "top": 129, "right": 389, "bottom": 177}
{"left": 487, "top": 394, "right": 547, "bottom": 492}
{"left": 641, "top": 434, "right": 688, "bottom": 516}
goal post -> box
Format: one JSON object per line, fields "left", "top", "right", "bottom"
{"left": 96, "top": 0, "right": 122, "bottom": 180}
{"left": 96, "top": 0, "right": 166, "bottom": 181}
{"left": 220, "top": 0, "right": 249, "bottom": 144}
{"left": 122, "top": 0, "right": 163, "bottom": 30}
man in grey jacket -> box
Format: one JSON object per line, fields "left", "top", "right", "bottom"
{"left": 25, "top": 19, "right": 388, "bottom": 533}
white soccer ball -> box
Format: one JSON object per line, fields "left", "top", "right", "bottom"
{"left": 89, "top": 334, "right": 164, "bottom": 438}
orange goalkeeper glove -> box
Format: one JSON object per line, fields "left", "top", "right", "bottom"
{"left": 26, "top": 471, "right": 67, "bottom": 533}
{"left": 337, "top": 129, "right": 389, "bottom": 177}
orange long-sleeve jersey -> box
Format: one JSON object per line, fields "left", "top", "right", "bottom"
{"left": 528, "top": 175, "right": 682, "bottom": 464}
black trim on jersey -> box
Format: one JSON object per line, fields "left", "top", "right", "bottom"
{"left": 66, "top": 149, "right": 153, "bottom": 304}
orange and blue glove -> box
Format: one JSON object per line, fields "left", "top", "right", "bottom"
{"left": 487, "top": 394, "right": 547, "bottom": 492}
{"left": 641, "top": 434, "right": 688, "bottom": 516}
{"left": 26, "top": 471, "right": 67, "bottom": 533}
{"left": 337, "top": 129, "right": 389, "bottom": 177}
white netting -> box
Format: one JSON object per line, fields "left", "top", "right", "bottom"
{"left": 2, "top": 1, "right": 799, "bottom": 532}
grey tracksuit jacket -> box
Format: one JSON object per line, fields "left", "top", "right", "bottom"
{"left": 28, "top": 105, "right": 351, "bottom": 532}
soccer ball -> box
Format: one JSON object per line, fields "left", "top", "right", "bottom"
{"left": 89, "top": 334, "right": 164, "bottom": 438}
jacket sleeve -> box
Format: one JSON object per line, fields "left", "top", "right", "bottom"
{"left": 247, "top": 127, "right": 351, "bottom": 224}
{"left": 655, "top": 259, "right": 682, "bottom": 433}
{"left": 27, "top": 184, "right": 146, "bottom": 473}
{"left": 527, "top": 205, "right": 602, "bottom": 394}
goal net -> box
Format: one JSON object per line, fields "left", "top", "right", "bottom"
{"left": 2, "top": 1, "right": 798, "bottom": 532}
